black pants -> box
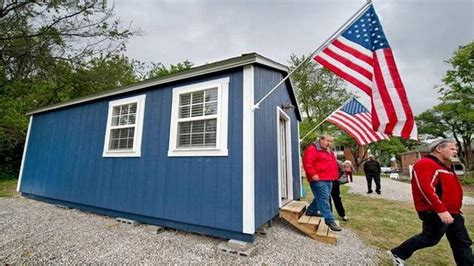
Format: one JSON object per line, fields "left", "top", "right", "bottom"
{"left": 391, "top": 212, "right": 473, "bottom": 265}
{"left": 330, "top": 181, "right": 345, "bottom": 218}
{"left": 366, "top": 175, "right": 381, "bottom": 193}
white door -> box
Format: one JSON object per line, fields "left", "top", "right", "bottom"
{"left": 279, "top": 117, "right": 289, "bottom": 200}
{"left": 277, "top": 109, "right": 293, "bottom": 207}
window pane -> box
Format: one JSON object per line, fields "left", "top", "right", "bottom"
{"left": 178, "top": 134, "right": 191, "bottom": 147}
{"left": 191, "top": 104, "right": 203, "bottom": 117}
{"left": 128, "top": 128, "right": 135, "bottom": 138}
{"left": 179, "top": 106, "right": 190, "bottom": 118}
{"left": 129, "top": 114, "right": 136, "bottom": 125}
{"left": 112, "top": 106, "right": 120, "bottom": 116}
{"left": 204, "top": 133, "right": 216, "bottom": 146}
{"left": 191, "top": 134, "right": 204, "bottom": 146}
{"left": 205, "top": 88, "right": 218, "bottom": 102}
{"left": 192, "top": 91, "right": 204, "bottom": 104}
{"left": 204, "top": 102, "right": 217, "bottom": 115}
{"left": 205, "top": 119, "right": 217, "bottom": 132}
{"left": 126, "top": 138, "right": 134, "bottom": 149}
{"left": 119, "top": 116, "right": 128, "bottom": 126}
{"left": 192, "top": 120, "right": 205, "bottom": 133}
{"left": 110, "top": 139, "right": 119, "bottom": 149}
{"left": 178, "top": 121, "right": 191, "bottom": 134}
{"left": 111, "top": 128, "right": 121, "bottom": 139}
{"left": 180, "top": 93, "right": 191, "bottom": 106}
{"left": 119, "top": 139, "right": 127, "bottom": 149}
{"left": 120, "top": 105, "right": 128, "bottom": 115}
{"left": 111, "top": 116, "right": 119, "bottom": 126}
{"left": 129, "top": 103, "right": 137, "bottom": 114}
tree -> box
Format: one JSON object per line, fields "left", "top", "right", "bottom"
{"left": 289, "top": 54, "right": 353, "bottom": 149}
{"left": 417, "top": 42, "right": 473, "bottom": 169}
{"left": 146, "top": 61, "right": 194, "bottom": 79}
{"left": 335, "top": 134, "right": 368, "bottom": 171}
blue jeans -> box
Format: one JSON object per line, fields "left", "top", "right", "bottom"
{"left": 307, "top": 180, "right": 335, "bottom": 224}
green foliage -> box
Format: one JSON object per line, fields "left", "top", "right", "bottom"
{"left": 0, "top": 2, "right": 194, "bottom": 175}
{"left": 289, "top": 54, "right": 353, "bottom": 148}
{"left": 416, "top": 42, "right": 473, "bottom": 169}
{"left": 0, "top": 170, "right": 18, "bottom": 197}
{"left": 368, "top": 138, "right": 409, "bottom": 166}
{"left": 146, "top": 60, "right": 194, "bottom": 79}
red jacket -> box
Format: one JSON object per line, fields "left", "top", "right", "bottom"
{"left": 411, "top": 155, "right": 463, "bottom": 214}
{"left": 302, "top": 143, "right": 338, "bottom": 183}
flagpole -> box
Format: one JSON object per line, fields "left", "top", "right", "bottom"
{"left": 252, "top": 1, "right": 373, "bottom": 110}
{"left": 300, "top": 97, "right": 354, "bottom": 142}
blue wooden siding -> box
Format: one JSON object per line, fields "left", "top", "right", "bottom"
{"left": 20, "top": 70, "right": 246, "bottom": 238}
{"left": 253, "top": 65, "right": 301, "bottom": 229}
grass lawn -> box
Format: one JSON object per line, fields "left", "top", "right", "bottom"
{"left": 301, "top": 179, "right": 473, "bottom": 265}
{"left": 0, "top": 171, "right": 19, "bottom": 197}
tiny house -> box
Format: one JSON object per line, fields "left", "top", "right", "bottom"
{"left": 18, "top": 53, "right": 302, "bottom": 242}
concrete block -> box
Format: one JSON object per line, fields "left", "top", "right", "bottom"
{"left": 146, "top": 225, "right": 165, "bottom": 234}
{"left": 256, "top": 226, "right": 271, "bottom": 238}
{"left": 217, "top": 239, "right": 256, "bottom": 257}
{"left": 115, "top": 217, "right": 140, "bottom": 226}
{"left": 55, "top": 204, "right": 71, "bottom": 209}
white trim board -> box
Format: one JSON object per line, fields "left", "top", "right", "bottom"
{"left": 242, "top": 65, "right": 255, "bottom": 234}
{"left": 17, "top": 115, "right": 33, "bottom": 192}
{"left": 167, "top": 77, "right": 229, "bottom": 157}
{"left": 102, "top": 94, "right": 146, "bottom": 157}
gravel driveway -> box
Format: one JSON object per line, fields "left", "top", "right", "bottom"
{"left": 4, "top": 176, "right": 470, "bottom": 263}
{"left": 1, "top": 196, "right": 379, "bottom": 264}
{"left": 347, "top": 175, "right": 474, "bottom": 205}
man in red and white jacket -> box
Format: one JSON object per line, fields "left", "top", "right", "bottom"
{"left": 388, "top": 139, "right": 473, "bottom": 266}
{"left": 302, "top": 134, "right": 341, "bottom": 232}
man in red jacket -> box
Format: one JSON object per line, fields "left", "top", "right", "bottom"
{"left": 302, "top": 134, "right": 341, "bottom": 231}
{"left": 388, "top": 139, "right": 473, "bottom": 265}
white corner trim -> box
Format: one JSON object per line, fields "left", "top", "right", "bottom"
{"left": 168, "top": 77, "right": 229, "bottom": 157}
{"left": 297, "top": 120, "right": 303, "bottom": 198}
{"left": 242, "top": 65, "right": 255, "bottom": 234}
{"left": 17, "top": 115, "right": 33, "bottom": 192}
{"left": 102, "top": 94, "right": 146, "bottom": 157}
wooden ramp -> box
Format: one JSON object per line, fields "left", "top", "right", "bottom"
{"left": 280, "top": 200, "right": 338, "bottom": 245}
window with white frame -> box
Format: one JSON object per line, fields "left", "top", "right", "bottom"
{"left": 168, "top": 77, "right": 229, "bottom": 157}
{"left": 103, "top": 95, "right": 146, "bottom": 157}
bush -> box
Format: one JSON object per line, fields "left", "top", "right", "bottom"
{"left": 461, "top": 171, "right": 474, "bottom": 186}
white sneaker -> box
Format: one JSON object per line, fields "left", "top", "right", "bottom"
{"left": 387, "top": 250, "right": 406, "bottom": 266}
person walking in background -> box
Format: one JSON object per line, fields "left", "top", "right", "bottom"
{"left": 330, "top": 160, "right": 348, "bottom": 222}
{"left": 388, "top": 139, "right": 473, "bottom": 265}
{"left": 343, "top": 160, "right": 354, "bottom": 182}
{"left": 363, "top": 154, "right": 382, "bottom": 194}
{"left": 302, "top": 134, "right": 342, "bottom": 232}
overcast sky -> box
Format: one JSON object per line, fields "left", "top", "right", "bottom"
{"left": 113, "top": 0, "right": 473, "bottom": 115}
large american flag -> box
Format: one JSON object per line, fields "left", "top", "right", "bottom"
{"left": 327, "top": 98, "right": 389, "bottom": 145}
{"left": 314, "top": 4, "right": 417, "bottom": 140}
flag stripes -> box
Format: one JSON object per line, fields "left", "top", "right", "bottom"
{"left": 314, "top": 4, "right": 417, "bottom": 140}
{"left": 326, "top": 98, "right": 389, "bottom": 145}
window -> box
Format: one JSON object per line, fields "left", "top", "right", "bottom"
{"left": 168, "top": 78, "right": 229, "bottom": 157}
{"left": 103, "top": 95, "right": 146, "bottom": 157}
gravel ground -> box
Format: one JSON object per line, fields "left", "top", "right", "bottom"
{"left": 347, "top": 175, "right": 474, "bottom": 205}
{"left": 0, "top": 196, "right": 379, "bottom": 264}
{"left": 2, "top": 176, "right": 472, "bottom": 264}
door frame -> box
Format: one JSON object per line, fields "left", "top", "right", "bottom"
{"left": 276, "top": 107, "right": 294, "bottom": 207}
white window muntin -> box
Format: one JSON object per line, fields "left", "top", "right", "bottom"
{"left": 103, "top": 94, "right": 146, "bottom": 157}
{"left": 168, "top": 77, "right": 229, "bottom": 157}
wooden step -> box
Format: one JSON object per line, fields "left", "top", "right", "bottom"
{"left": 280, "top": 200, "right": 339, "bottom": 245}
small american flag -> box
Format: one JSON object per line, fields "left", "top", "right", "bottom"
{"left": 314, "top": 4, "right": 417, "bottom": 140}
{"left": 326, "top": 98, "right": 389, "bottom": 145}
